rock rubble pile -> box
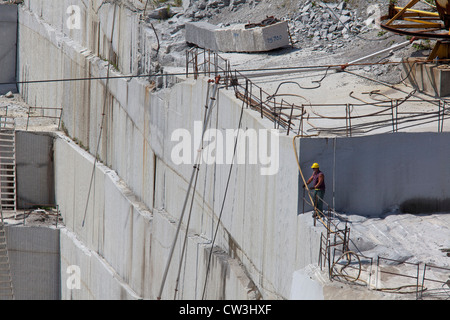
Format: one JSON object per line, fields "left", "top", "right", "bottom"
{"left": 147, "top": 0, "right": 401, "bottom": 55}
{"left": 291, "top": 1, "right": 377, "bottom": 53}
{"left": 143, "top": 0, "right": 421, "bottom": 83}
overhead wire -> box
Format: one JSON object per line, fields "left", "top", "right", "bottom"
{"left": 6, "top": 58, "right": 450, "bottom": 87}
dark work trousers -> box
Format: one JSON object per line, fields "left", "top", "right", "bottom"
{"left": 313, "top": 189, "right": 325, "bottom": 214}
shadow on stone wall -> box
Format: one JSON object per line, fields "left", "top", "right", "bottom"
{"left": 400, "top": 198, "right": 450, "bottom": 214}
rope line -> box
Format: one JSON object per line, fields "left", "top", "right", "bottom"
{"left": 201, "top": 93, "right": 246, "bottom": 300}
{"left": 157, "top": 80, "right": 221, "bottom": 300}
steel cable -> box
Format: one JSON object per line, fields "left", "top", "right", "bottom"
{"left": 201, "top": 93, "right": 246, "bottom": 300}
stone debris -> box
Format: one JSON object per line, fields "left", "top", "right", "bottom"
{"left": 2, "top": 208, "right": 63, "bottom": 228}
{"left": 142, "top": 0, "right": 422, "bottom": 84}
{"left": 180, "top": 0, "right": 386, "bottom": 51}
{"left": 291, "top": 1, "right": 372, "bottom": 51}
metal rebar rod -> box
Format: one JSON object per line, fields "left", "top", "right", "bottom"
{"left": 348, "top": 104, "right": 352, "bottom": 136}
{"left": 332, "top": 137, "right": 336, "bottom": 209}
{"left": 185, "top": 49, "right": 189, "bottom": 78}
{"left": 319, "top": 234, "right": 323, "bottom": 268}
{"left": 327, "top": 240, "right": 332, "bottom": 280}
{"left": 247, "top": 80, "right": 251, "bottom": 109}
{"left": 287, "top": 103, "right": 294, "bottom": 135}
{"left": 395, "top": 100, "right": 399, "bottom": 132}
{"left": 438, "top": 100, "right": 441, "bottom": 132}
{"left": 194, "top": 54, "right": 198, "bottom": 80}
{"left": 260, "top": 88, "right": 263, "bottom": 119}
{"left": 416, "top": 263, "right": 421, "bottom": 299}
{"left": 391, "top": 100, "right": 395, "bottom": 133}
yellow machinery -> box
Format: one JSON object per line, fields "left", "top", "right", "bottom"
{"left": 380, "top": 0, "right": 450, "bottom": 60}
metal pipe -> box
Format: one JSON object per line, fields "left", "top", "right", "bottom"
{"left": 416, "top": 262, "right": 420, "bottom": 300}
{"left": 442, "top": 101, "right": 446, "bottom": 131}
{"left": 394, "top": 6, "right": 439, "bottom": 16}
{"left": 346, "top": 40, "right": 413, "bottom": 67}
{"left": 332, "top": 137, "right": 336, "bottom": 210}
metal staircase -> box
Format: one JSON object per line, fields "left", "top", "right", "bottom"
{"left": 0, "top": 212, "right": 14, "bottom": 300}
{"left": 0, "top": 117, "right": 16, "bottom": 216}
{"left": 0, "top": 116, "right": 16, "bottom": 300}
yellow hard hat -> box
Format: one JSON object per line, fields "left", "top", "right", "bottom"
{"left": 311, "top": 163, "right": 320, "bottom": 169}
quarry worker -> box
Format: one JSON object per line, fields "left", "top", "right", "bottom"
{"left": 305, "top": 163, "right": 326, "bottom": 216}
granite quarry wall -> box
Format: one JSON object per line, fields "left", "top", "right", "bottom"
{"left": 9, "top": 1, "right": 450, "bottom": 300}
{"left": 0, "top": 3, "right": 18, "bottom": 94}
{"left": 6, "top": 225, "right": 60, "bottom": 300}
{"left": 16, "top": 0, "right": 310, "bottom": 299}
{"left": 4, "top": 131, "right": 59, "bottom": 300}
{"left": 297, "top": 132, "right": 450, "bottom": 216}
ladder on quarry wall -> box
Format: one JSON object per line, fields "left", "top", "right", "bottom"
{"left": 0, "top": 212, "right": 14, "bottom": 300}
{"left": 0, "top": 117, "right": 16, "bottom": 216}
{"left": 0, "top": 117, "right": 15, "bottom": 300}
